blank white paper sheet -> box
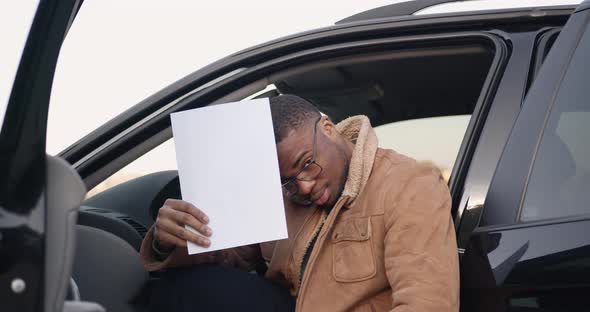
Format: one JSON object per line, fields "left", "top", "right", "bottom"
{"left": 170, "top": 99, "right": 288, "bottom": 255}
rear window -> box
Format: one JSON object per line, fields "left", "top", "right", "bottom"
{"left": 520, "top": 23, "right": 590, "bottom": 222}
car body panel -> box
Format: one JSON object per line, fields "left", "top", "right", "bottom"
{"left": 455, "top": 29, "right": 543, "bottom": 245}
{"left": 462, "top": 219, "right": 590, "bottom": 310}
{"left": 0, "top": 1, "right": 82, "bottom": 311}
{"left": 460, "top": 3, "right": 590, "bottom": 310}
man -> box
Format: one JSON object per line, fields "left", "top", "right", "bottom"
{"left": 141, "top": 95, "right": 460, "bottom": 311}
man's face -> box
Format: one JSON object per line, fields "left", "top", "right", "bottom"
{"left": 277, "top": 117, "right": 350, "bottom": 209}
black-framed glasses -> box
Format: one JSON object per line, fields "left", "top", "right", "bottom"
{"left": 281, "top": 118, "right": 323, "bottom": 198}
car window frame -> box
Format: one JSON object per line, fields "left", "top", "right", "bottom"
{"left": 518, "top": 18, "right": 590, "bottom": 223}
{"left": 481, "top": 5, "right": 590, "bottom": 228}
{"left": 59, "top": 8, "right": 574, "bottom": 172}
{"left": 525, "top": 27, "right": 562, "bottom": 95}
{"left": 70, "top": 31, "right": 508, "bottom": 197}
{"left": 0, "top": 0, "right": 82, "bottom": 310}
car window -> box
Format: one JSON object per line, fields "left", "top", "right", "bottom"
{"left": 88, "top": 112, "right": 469, "bottom": 197}
{"left": 85, "top": 85, "right": 283, "bottom": 197}
{"left": 520, "top": 23, "right": 590, "bottom": 222}
{"left": 87, "top": 139, "right": 176, "bottom": 198}
{"left": 526, "top": 29, "right": 561, "bottom": 94}
{"left": 0, "top": 1, "right": 39, "bottom": 130}
{"left": 374, "top": 115, "right": 471, "bottom": 182}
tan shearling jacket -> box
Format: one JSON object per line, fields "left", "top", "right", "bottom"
{"left": 140, "top": 115, "right": 460, "bottom": 312}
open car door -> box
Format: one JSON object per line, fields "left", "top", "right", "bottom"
{"left": 0, "top": 1, "right": 99, "bottom": 312}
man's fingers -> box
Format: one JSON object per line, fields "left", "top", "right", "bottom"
{"left": 157, "top": 218, "right": 211, "bottom": 247}
{"left": 169, "top": 220, "right": 211, "bottom": 247}
{"left": 154, "top": 219, "right": 187, "bottom": 248}
{"left": 155, "top": 218, "right": 181, "bottom": 241}
{"left": 156, "top": 199, "right": 212, "bottom": 248}
{"left": 167, "top": 208, "right": 212, "bottom": 237}
{"left": 165, "top": 199, "right": 209, "bottom": 224}
{"left": 181, "top": 228, "right": 211, "bottom": 247}
{"left": 183, "top": 213, "right": 213, "bottom": 237}
{"left": 156, "top": 231, "right": 187, "bottom": 248}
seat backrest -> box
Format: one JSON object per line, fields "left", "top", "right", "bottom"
{"left": 44, "top": 156, "right": 87, "bottom": 312}
{"left": 72, "top": 225, "right": 148, "bottom": 312}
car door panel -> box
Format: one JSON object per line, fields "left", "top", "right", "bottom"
{"left": 462, "top": 220, "right": 590, "bottom": 311}
{"left": 481, "top": 7, "right": 590, "bottom": 227}
{"left": 460, "top": 3, "right": 590, "bottom": 311}
{"left": 454, "top": 30, "right": 539, "bottom": 242}
{"left": 0, "top": 1, "right": 85, "bottom": 311}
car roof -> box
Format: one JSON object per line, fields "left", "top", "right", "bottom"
{"left": 415, "top": 0, "right": 584, "bottom": 15}
{"left": 337, "top": 0, "right": 582, "bottom": 24}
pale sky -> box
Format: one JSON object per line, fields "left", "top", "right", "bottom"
{"left": 45, "top": 0, "right": 408, "bottom": 177}
{"left": 47, "top": 0, "right": 398, "bottom": 155}
{"left": 0, "top": 1, "right": 39, "bottom": 129}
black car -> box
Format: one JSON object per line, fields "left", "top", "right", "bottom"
{"left": 1, "top": 0, "right": 590, "bottom": 311}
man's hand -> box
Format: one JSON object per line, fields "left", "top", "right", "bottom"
{"left": 153, "top": 199, "right": 212, "bottom": 251}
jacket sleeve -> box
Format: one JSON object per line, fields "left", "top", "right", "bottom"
{"left": 383, "top": 166, "right": 460, "bottom": 312}
{"left": 139, "top": 225, "right": 263, "bottom": 272}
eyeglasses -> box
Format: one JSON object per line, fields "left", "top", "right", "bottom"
{"left": 281, "top": 118, "right": 323, "bottom": 200}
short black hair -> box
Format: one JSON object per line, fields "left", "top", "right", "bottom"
{"left": 269, "top": 94, "right": 321, "bottom": 144}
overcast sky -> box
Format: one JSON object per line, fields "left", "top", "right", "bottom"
{"left": 47, "top": 0, "right": 398, "bottom": 154}
{"left": 45, "top": 0, "right": 416, "bottom": 176}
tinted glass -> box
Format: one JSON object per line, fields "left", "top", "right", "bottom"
{"left": 521, "top": 24, "right": 590, "bottom": 222}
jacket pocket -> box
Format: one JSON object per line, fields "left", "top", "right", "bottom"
{"left": 331, "top": 216, "right": 376, "bottom": 282}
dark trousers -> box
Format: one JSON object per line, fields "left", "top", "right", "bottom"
{"left": 148, "top": 265, "right": 296, "bottom": 312}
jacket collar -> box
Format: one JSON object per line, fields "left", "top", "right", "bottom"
{"left": 335, "top": 115, "right": 378, "bottom": 206}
